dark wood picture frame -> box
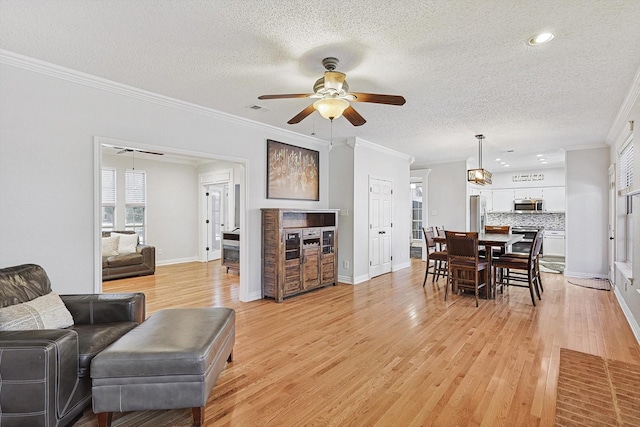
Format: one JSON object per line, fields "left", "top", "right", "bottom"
{"left": 267, "top": 139, "right": 319, "bottom": 200}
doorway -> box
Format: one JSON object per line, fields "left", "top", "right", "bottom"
{"left": 95, "top": 137, "right": 247, "bottom": 300}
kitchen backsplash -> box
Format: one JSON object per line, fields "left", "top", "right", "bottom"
{"left": 487, "top": 212, "right": 565, "bottom": 230}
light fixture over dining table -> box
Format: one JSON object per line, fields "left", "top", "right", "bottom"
{"left": 467, "top": 134, "right": 492, "bottom": 185}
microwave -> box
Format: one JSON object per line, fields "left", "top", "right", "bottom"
{"left": 514, "top": 199, "right": 543, "bottom": 212}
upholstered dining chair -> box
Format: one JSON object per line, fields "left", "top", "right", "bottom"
{"left": 445, "top": 231, "right": 489, "bottom": 307}
{"left": 492, "top": 231, "right": 543, "bottom": 306}
{"left": 422, "top": 227, "right": 447, "bottom": 286}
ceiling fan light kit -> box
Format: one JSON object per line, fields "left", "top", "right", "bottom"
{"left": 313, "top": 97, "right": 349, "bottom": 121}
{"left": 258, "top": 57, "right": 405, "bottom": 127}
{"left": 467, "top": 134, "right": 492, "bottom": 185}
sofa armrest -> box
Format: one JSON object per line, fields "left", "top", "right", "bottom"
{"left": 138, "top": 244, "right": 156, "bottom": 271}
{"left": 0, "top": 330, "right": 87, "bottom": 425}
{"left": 61, "top": 292, "right": 145, "bottom": 324}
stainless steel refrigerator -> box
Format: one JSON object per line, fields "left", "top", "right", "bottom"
{"left": 470, "top": 195, "right": 487, "bottom": 232}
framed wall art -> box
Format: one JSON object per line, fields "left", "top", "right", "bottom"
{"left": 267, "top": 139, "right": 319, "bottom": 200}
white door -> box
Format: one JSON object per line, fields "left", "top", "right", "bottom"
{"left": 206, "top": 186, "right": 225, "bottom": 261}
{"left": 370, "top": 178, "right": 393, "bottom": 278}
{"left": 608, "top": 165, "right": 616, "bottom": 284}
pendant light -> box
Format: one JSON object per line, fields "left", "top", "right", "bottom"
{"left": 467, "top": 134, "right": 492, "bottom": 185}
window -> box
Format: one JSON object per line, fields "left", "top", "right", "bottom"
{"left": 411, "top": 183, "right": 423, "bottom": 241}
{"left": 101, "top": 168, "right": 116, "bottom": 232}
{"left": 618, "top": 137, "right": 634, "bottom": 263}
{"left": 125, "top": 169, "right": 146, "bottom": 243}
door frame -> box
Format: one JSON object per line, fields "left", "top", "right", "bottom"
{"left": 199, "top": 169, "right": 233, "bottom": 262}
{"left": 608, "top": 164, "right": 616, "bottom": 284}
{"left": 94, "top": 137, "right": 248, "bottom": 299}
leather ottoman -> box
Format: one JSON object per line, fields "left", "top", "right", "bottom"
{"left": 91, "top": 308, "right": 235, "bottom": 427}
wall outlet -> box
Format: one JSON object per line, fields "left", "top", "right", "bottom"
{"left": 158, "top": 248, "right": 163, "bottom": 255}
{"left": 431, "top": 210, "right": 437, "bottom": 216}
{"left": 340, "top": 209, "right": 349, "bottom": 216}
{"left": 343, "top": 260, "right": 350, "bottom": 269}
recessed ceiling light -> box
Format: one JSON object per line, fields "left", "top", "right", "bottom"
{"left": 536, "top": 154, "right": 543, "bottom": 157}
{"left": 529, "top": 33, "right": 555, "bottom": 45}
{"left": 504, "top": 164, "right": 510, "bottom": 167}
{"left": 539, "top": 158, "right": 547, "bottom": 161}
{"left": 495, "top": 158, "right": 501, "bottom": 161}
{"left": 500, "top": 161, "right": 506, "bottom": 165}
{"left": 541, "top": 161, "right": 548, "bottom": 164}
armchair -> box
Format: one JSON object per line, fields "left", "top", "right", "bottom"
{"left": 0, "top": 264, "right": 145, "bottom": 427}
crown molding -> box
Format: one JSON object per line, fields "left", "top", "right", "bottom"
{"left": 0, "top": 49, "right": 329, "bottom": 149}
{"left": 607, "top": 64, "right": 640, "bottom": 145}
{"left": 347, "top": 137, "right": 413, "bottom": 162}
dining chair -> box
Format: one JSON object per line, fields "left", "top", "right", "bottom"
{"left": 422, "top": 227, "right": 448, "bottom": 286}
{"left": 492, "top": 231, "right": 543, "bottom": 306}
{"left": 481, "top": 225, "right": 511, "bottom": 258}
{"left": 435, "top": 226, "right": 446, "bottom": 250}
{"left": 499, "top": 231, "right": 544, "bottom": 294}
{"left": 445, "top": 231, "right": 489, "bottom": 307}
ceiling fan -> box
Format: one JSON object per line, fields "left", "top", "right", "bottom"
{"left": 258, "top": 57, "right": 406, "bottom": 126}
{"left": 115, "top": 147, "right": 164, "bottom": 156}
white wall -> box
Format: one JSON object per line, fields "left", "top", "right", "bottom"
{"left": 102, "top": 153, "right": 200, "bottom": 264}
{"left": 0, "top": 54, "right": 329, "bottom": 300}
{"left": 328, "top": 142, "right": 354, "bottom": 281}
{"left": 489, "top": 167, "right": 565, "bottom": 188}
{"left": 330, "top": 137, "right": 412, "bottom": 284}
{"left": 565, "top": 147, "right": 610, "bottom": 277}
{"left": 423, "top": 160, "right": 469, "bottom": 232}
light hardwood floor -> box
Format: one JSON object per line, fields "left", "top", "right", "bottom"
{"left": 75, "top": 259, "right": 640, "bottom": 426}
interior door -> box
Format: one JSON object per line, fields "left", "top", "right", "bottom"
{"left": 206, "top": 186, "right": 224, "bottom": 261}
{"left": 369, "top": 178, "right": 393, "bottom": 278}
{"left": 608, "top": 165, "right": 616, "bottom": 284}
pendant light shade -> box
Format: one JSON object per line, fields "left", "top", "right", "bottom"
{"left": 467, "top": 134, "right": 492, "bottom": 185}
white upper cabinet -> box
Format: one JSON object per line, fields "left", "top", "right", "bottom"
{"left": 492, "top": 189, "right": 514, "bottom": 212}
{"left": 514, "top": 187, "right": 544, "bottom": 199}
{"left": 543, "top": 187, "right": 566, "bottom": 212}
{"left": 481, "top": 189, "right": 493, "bottom": 212}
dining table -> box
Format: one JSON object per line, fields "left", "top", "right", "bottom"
{"left": 434, "top": 232, "right": 524, "bottom": 298}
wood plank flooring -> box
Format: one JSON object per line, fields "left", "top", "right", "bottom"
{"left": 74, "top": 259, "right": 640, "bottom": 426}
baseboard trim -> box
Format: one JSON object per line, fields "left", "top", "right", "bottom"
{"left": 613, "top": 286, "right": 640, "bottom": 345}
{"left": 338, "top": 274, "right": 353, "bottom": 285}
{"left": 392, "top": 261, "right": 411, "bottom": 271}
{"left": 563, "top": 270, "right": 609, "bottom": 280}
{"left": 156, "top": 256, "right": 199, "bottom": 266}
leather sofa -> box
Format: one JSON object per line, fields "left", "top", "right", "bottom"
{"left": 0, "top": 264, "right": 145, "bottom": 427}
{"left": 102, "top": 230, "right": 155, "bottom": 281}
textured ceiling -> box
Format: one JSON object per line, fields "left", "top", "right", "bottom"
{"left": 1, "top": 0, "right": 639, "bottom": 170}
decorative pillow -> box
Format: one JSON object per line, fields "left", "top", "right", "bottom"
{"left": 0, "top": 292, "right": 74, "bottom": 331}
{"left": 102, "top": 235, "right": 120, "bottom": 256}
{"left": 112, "top": 232, "right": 139, "bottom": 255}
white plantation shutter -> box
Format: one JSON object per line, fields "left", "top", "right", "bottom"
{"left": 618, "top": 140, "right": 633, "bottom": 192}
{"left": 125, "top": 170, "right": 146, "bottom": 205}
{"left": 102, "top": 168, "right": 116, "bottom": 205}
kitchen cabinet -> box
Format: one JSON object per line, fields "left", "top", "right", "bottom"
{"left": 492, "top": 189, "right": 514, "bottom": 212}
{"left": 481, "top": 190, "right": 493, "bottom": 212}
{"left": 543, "top": 187, "right": 566, "bottom": 212}
{"left": 514, "top": 187, "right": 544, "bottom": 200}
{"left": 261, "top": 209, "right": 338, "bottom": 302}
{"left": 543, "top": 231, "right": 565, "bottom": 257}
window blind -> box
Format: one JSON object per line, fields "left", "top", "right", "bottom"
{"left": 125, "top": 170, "right": 146, "bottom": 205}
{"left": 618, "top": 140, "right": 633, "bottom": 191}
{"left": 102, "top": 168, "right": 116, "bottom": 205}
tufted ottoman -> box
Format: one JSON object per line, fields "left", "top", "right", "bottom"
{"left": 91, "top": 308, "right": 235, "bottom": 427}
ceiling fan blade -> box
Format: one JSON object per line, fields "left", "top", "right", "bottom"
{"left": 324, "top": 71, "right": 346, "bottom": 92}
{"left": 342, "top": 105, "right": 366, "bottom": 126}
{"left": 350, "top": 92, "right": 406, "bottom": 106}
{"left": 287, "top": 104, "right": 316, "bottom": 124}
{"left": 258, "top": 94, "right": 313, "bottom": 100}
